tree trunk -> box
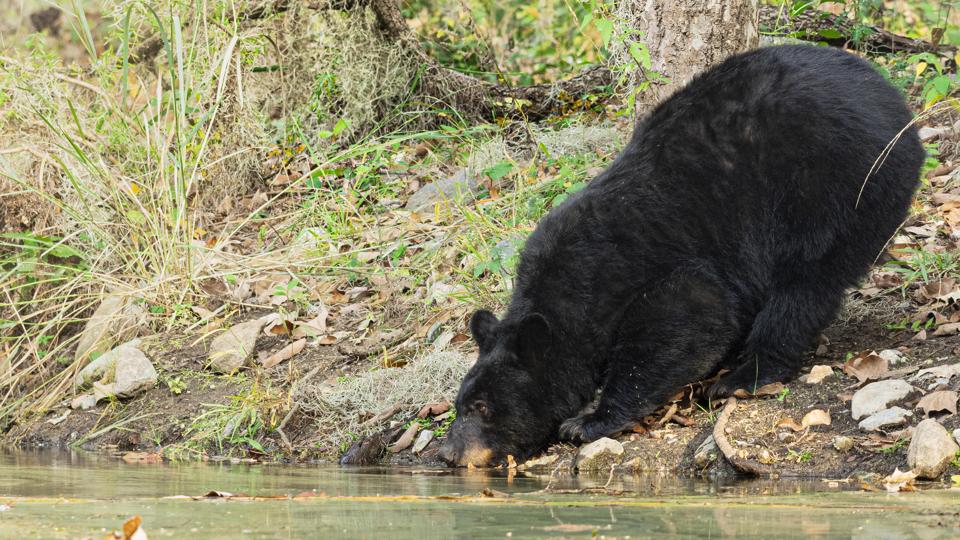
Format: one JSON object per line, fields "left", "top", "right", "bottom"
{"left": 615, "top": 0, "right": 759, "bottom": 110}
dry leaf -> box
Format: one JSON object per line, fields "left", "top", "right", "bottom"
{"left": 916, "top": 390, "right": 958, "bottom": 416}
{"left": 122, "top": 515, "right": 148, "bottom": 540}
{"left": 317, "top": 335, "right": 338, "bottom": 345}
{"left": 417, "top": 401, "right": 451, "bottom": 419}
{"left": 801, "top": 409, "right": 831, "bottom": 428}
{"left": 933, "top": 322, "right": 960, "bottom": 337}
{"left": 776, "top": 417, "right": 804, "bottom": 432}
{"left": 806, "top": 365, "right": 834, "bottom": 384}
{"left": 914, "top": 362, "right": 960, "bottom": 380}
{"left": 292, "top": 310, "right": 328, "bottom": 339}
{"left": 843, "top": 351, "right": 888, "bottom": 383}
{"left": 882, "top": 468, "right": 917, "bottom": 493}
{"left": 921, "top": 278, "right": 959, "bottom": 300}
{"left": 261, "top": 338, "right": 306, "bottom": 369}
{"left": 733, "top": 381, "right": 784, "bottom": 398}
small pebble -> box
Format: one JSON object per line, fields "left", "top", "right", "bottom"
{"left": 778, "top": 432, "right": 797, "bottom": 444}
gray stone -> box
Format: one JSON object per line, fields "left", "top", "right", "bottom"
{"left": 75, "top": 339, "right": 156, "bottom": 398}
{"left": 575, "top": 437, "right": 624, "bottom": 471}
{"left": 74, "top": 294, "right": 144, "bottom": 362}
{"left": 858, "top": 407, "right": 912, "bottom": 432}
{"left": 412, "top": 429, "right": 435, "bottom": 454}
{"left": 404, "top": 169, "right": 481, "bottom": 212}
{"left": 778, "top": 431, "right": 797, "bottom": 444}
{"left": 208, "top": 319, "right": 265, "bottom": 374}
{"left": 953, "top": 428, "right": 960, "bottom": 447}
{"left": 878, "top": 349, "right": 904, "bottom": 366}
{"left": 694, "top": 435, "right": 718, "bottom": 468}
{"left": 70, "top": 394, "right": 97, "bottom": 410}
{"left": 918, "top": 126, "right": 949, "bottom": 142}
{"left": 907, "top": 418, "right": 960, "bottom": 479}
{"left": 851, "top": 380, "right": 915, "bottom": 420}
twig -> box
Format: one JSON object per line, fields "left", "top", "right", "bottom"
{"left": 712, "top": 397, "right": 775, "bottom": 476}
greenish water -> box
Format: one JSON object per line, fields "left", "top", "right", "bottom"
{"left": 0, "top": 451, "right": 957, "bottom": 539}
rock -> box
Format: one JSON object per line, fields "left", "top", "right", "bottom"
{"left": 70, "top": 394, "right": 96, "bottom": 410}
{"left": 778, "top": 431, "right": 797, "bottom": 444}
{"left": 954, "top": 428, "right": 960, "bottom": 447}
{"left": 404, "top": 169, "right": 481, "bottom": 212}
{"left": 878, "top": 349, "right": 904, "bottom": 366}
{"left": 74, "top": 294, "right": 144, "bottom": 362}
{"left": 412, "top": 429, "right": 435, "bottom": 454}
{"left": 918, "top": 126, "right": 949, "bottom": 142}
{"left": 833, "top": 436, "right": 854, "bottom": 452}
{"left": 694, "top": 435, "right": 718, "bottom": 468}
{"left": 907, "top": 419, "right": 960, "bottom": 479}
{"left": 858, "top": 407, "right": 913, "bottom": 432}
{"left": 520, "top": 454, "right": 559, "bottom": 471}
{"left": 851, "top": 379, "right": 915, "bottom": 420}
{"left": 75, "top": 339, "right": 157, "bottom": 398}
{"left": 207, "top": 319, "right": 265, "bottom": 374}
{"left": 575, "top": 437, "right": 624, "bottom": 471}
{"left": 805, "top": 365, "right": 834, "bottom": 384}
{"left": 92, "top": 381, "right": 115, "bottom": 402}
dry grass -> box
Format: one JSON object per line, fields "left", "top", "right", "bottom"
{"left": 294, "top": 350, "right": 471, "bottom": 450}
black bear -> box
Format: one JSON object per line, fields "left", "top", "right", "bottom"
{"left": 437, "top": 45, "right": 925, "bottom": 468}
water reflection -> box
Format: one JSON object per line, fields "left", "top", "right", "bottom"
{"left": 0, "top": 450, "right": 957, "bottom": 539}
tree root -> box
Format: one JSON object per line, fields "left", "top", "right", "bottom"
{"left": 759, "top": 5, "right": 956, "bottom": 55}
{"left": 712, "top": 397, "right": 776, "bottom": 476}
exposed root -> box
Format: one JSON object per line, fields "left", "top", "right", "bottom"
{"left": 712, "top": 397, "right": 776, "bottom": 476}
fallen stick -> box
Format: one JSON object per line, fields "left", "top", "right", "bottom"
{"left": 712, "top": 397, "right": 775, "bottom": 476}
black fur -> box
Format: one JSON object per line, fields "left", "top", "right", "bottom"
{"left": 438, "top": 45, "right": 925, "bottom": 467}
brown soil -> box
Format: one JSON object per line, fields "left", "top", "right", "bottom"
{"left": 14, "top": 294, "right": 958, "bottom": 486}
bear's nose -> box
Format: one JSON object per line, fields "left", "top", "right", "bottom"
{"left": 436, "top": 443, "right": 458, "bottom": 466}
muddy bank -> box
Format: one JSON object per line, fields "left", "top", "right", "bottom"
{"left": 9, "top": 296, "right": 960, "bottom": 487}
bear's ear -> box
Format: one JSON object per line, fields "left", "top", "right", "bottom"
{"left": 470, "top": 310, "right": 499, "bottom": 351}
{"left": 517, "top": 313, "right": 552, "bottom": 363}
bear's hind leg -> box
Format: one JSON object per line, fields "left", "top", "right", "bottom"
{"left": 709, "top": 277, "right": 846, "bottom": 398}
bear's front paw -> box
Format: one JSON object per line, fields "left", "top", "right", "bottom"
{"left": 559, "top": 413, "right": 608, "bottom": 444}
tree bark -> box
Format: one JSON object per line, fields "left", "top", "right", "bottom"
{"left": 614, "top": 0, "right": 759, "bottom": 110}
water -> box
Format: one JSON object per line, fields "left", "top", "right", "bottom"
{"left": 0, "top": 451, "right": 957, "bottom": 539}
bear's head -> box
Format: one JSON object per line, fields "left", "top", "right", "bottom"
{"left": 437, "top": 309, "right": 558, "bottom": 467}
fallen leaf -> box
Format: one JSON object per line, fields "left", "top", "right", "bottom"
{"left": 806, "top": 365, "right": 834, "bottom": 384}
{"left": 914, "top": 362, "right": 960, "bottom": 380}
{"left": 933, "top": 322, "right": 960, "bottom": 337}
{"left": 317, "top": 335, "right": 338, "bottom": 345}
{"left": 417, "top": 401, "right": 451, "bottom": 419}
{"left": 733, "top": 381, "right": 784, "bottom": 398}
{"left": 882, "top": 468, "right": 917, "bottom": 493}
{"left": 292, "top": 310, "right": 328, "bottom": 339}
{"left": 801, "top": 409, "right": 831, "bottom": 428}
{"left": 920, "top": 278, "right": 957, "bottom": 300}
{"left": 776, "top": 417, "right": 804, "bottom": 432}
{"left": 916, "top": 390, "right": 958, "bottom": 416}
{"left": 121, "top": 515, "right": 147, "bottom": 540}
{"left": 261, "top": 338, "right": 306, "bottom": 369}
{"left": 843, "top": 351, "right": 888, "bottom": 383}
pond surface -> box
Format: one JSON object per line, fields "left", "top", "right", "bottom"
{"left": 0, "top": 451, "right": 957, "bottom": 539}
